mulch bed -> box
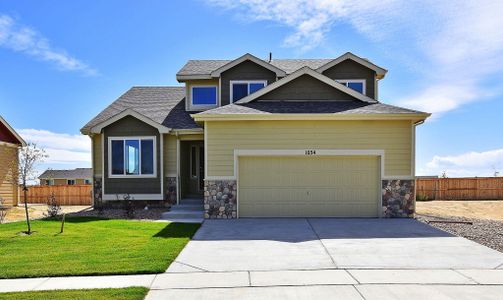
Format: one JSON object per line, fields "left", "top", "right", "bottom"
{"left": 417, "top": 214, "right": 503, "bottom": 253}
{"left": 68, "top": 207, "right": 168, "bottom": 221}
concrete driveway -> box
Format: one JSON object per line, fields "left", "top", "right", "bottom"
{"left": 148, "top": 219, "right": 503, "bottom": 299}
{"left": 167, "top": 218, "right": 503, "bottom": 272}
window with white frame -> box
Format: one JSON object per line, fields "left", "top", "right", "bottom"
{"left": 45, "top": 179, "right": 54, "bottom": 186}
{"left": 109, "top": 137, "right": 156, "bottom": 177}
{"left": 84, "top": 179, "right": 92, "bottom": 185}
{"left": 67, "top": 179, "right": 76, "bottom": 185}
{"left": 230, "top": 80, "right": 267, "bottom": 102}
{"left": 336, "top": 79, "right": 366, "bottom": 94}
{"left": 191, "top": 86, "right": 217, "bottom": 108}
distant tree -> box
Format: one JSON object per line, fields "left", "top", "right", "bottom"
{"left": 15, "top": 143, "right": 47, "bottom": 234}
{"left": 440, "top": 171, "right": 448, "bottom": 178}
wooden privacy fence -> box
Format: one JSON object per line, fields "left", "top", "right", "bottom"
{"left": 20, "top": 185, "right": 93, "bottom": 205}
{"left": 416, "top": 177, "right": 503, "bottom": 200}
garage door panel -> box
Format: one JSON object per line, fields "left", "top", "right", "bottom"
{"left": 238, "top": 155, "right": 380, "bottom": 217}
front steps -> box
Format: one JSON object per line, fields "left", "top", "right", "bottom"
{"left": 161, "top": 198, "right": 204, "bottom": 223}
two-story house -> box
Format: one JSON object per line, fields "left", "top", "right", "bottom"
{"left": 81, "top": 52, "right": 430, "bottom": 219}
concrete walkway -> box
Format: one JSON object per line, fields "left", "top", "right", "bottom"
{"left": 1, "top": 269, "right": 503, "bottom": 299}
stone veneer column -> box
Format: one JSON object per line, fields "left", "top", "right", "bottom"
{"left": 381, "top": 179, "right": 415, "bottom": 218}
{"left": 204, "top": 180, "right": 237, "bottom": 219}
{"left": 93, "top": 176, "right": 103, "bottom": 207}
{"left": 165, "top": 177, "right": 177, "bottom": 205}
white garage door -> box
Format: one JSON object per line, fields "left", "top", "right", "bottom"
{"left": 238, "top": 155, "right": 380, "bottom": 217}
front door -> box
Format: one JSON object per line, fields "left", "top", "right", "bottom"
{"left": 188, "top": 143, "right": 204, "bottom": 196}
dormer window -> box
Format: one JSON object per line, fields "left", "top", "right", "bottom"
{"left": 230, "top": 80, "right": 267, "bottom": 103}
{"left": 190, "top": 86, "right": 218, "bottom": 110}
{"left": 336, "top": 79, "right": 365, "bottom": 94}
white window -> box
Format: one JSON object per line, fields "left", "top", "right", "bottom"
{"left": 108, "top": 136, "right": 156, "bottom": 178}
{"left": 336, "top": 79, "right": 366, "bottom": 94}
{"left": 230, "top": 80, "right": 267, "bottom": 103}
{"left": 67, "top": 179, "right": 76, "bottom": 185}
{"left": 190, "top": 86, "right": 218, "bottom": 110}
{"left": 84, "top": 179, "right": 92, "bottom": 185}
{"left": 45, "top": 179, "right": 54, "bottom": 186}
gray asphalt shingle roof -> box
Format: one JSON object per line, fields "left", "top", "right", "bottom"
{"left": 39, "top": 168, "right": 92, "bottom": 179}
{"left": 196, "top": 101, "right": 426, "bottom": 115}
{"left": 81, "top": 86, "right": 200, "bottom": 133}
{"left": 177, "top": 59, "right": 333, "bottom": 76}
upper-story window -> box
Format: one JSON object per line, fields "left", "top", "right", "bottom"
{"left": 190, "top": 86, "right": 218, "bottom": 109}
{"left": 230, "top": 80, "right": 267, "bottom": 103}
{"left": 109, "top": 137, "right": 156, "bottom": 177}
{"left": 336, "top": 79, "right": 366, "bottom": 94}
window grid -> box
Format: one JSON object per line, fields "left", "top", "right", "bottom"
{"left": 230, "top": 80, "right": 267, "bottom": 103}
{"left": 108, "top": 136, "right": 156, "bottom": 178}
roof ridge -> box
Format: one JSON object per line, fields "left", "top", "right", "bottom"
{"left": 131, "top": 85, "right": 184, "bottom": 88}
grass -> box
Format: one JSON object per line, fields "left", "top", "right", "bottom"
{"left": 0, "top": 217, "right": 200, "bottom": 279}
{"left": 0, "top": 287, "right": 149, "bottom": 300}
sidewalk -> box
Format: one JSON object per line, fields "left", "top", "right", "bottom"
{"left": 1, "top": 269, "right": 503, "bottom": 299}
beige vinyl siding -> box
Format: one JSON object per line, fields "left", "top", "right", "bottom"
{"left": 0, "top": 145, "right": 18, "bottom": 206}
{"left": 92, "top": 134, "right": 102, "bottom": 175}
{"left": 164, "top": 134, "right": 178, "bottom": 175}
{"left": 178, "top": 134, "right": 204, "bottom": 141}
{"left": 206, "top": 120, "right": 412, "bottom": 177}
{"left": 239, "top": 155, "right": 380, "bottom": 217}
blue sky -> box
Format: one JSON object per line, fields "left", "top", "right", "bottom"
{"left": 1, "top": 0, "right": 502, "bottom": 177}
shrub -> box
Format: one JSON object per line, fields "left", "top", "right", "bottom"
{"left": 45, "top": 193, "right": 61, "bottom": 218}
{"left": 122, "top": 194, "right": 135, "bottom": 219}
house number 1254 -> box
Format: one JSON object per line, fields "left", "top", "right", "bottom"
{"left": 305, "top": 150, "right": 316, "bottom": 155}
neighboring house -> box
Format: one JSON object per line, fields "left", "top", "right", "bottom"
{"left": 81, "top": 52, "right": 430, "bottom": 218}
{"left": 39, "top": 168, "right": 93, "bottom": 186}
{"left": 0, "top": 115, "right": 26, "bottom": 206}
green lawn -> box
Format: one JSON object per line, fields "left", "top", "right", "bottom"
{"left": 0, "top": 287, "right": 149, "bottom": 300}
{"left": 0, "top": 217, "right": 200, "bottom": 279}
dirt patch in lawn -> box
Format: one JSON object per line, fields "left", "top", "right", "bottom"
{"left": 416, "top": 200, "right": 503, "bottom": 221}
{"left": 3, "top": 205, "right": 90, "bottom": 223}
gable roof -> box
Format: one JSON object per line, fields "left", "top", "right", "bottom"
{"left": 316, "top": 52, "right": 387, "bottom": 78}
{"left": 195, "top": 101, "right": 428, "bottom": 116}
{"left": 235, "top": 67, "right": 378, "bottom": 104}
{"left": 176, "top": 52, "right": 386, "bottom": 80}
{"left": 176, "top": 58, "right": 333, "bottom": 80}
{"left": 39, "top": 168, "right": 92, "bottom": 180}
{"left": 81, "top": 87, "right": 200, "bottom": 135}
{"left": 210, "top": 53, "right": 286, "bottom": 78}
{"left": 0, "top": 115, "right": 26, "bottom": 146}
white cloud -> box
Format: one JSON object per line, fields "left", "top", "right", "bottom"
{"left": 16, "top": 129, "right": 91, "bottom": 165}
{"left": 205, "top": 0, "right": 503, "bottom": 116}
{"left": 0, "top": 14, "right": 97, "bottom": 76}
{"left": 419, "top": 149, "right": 503, "bottom": 177}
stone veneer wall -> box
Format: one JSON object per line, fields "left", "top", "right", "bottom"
{"left": 204, "top": 180, "right": 237, "bottom": 218}
{"left": 93, "top": 176, "right": 103, "bottom": 207}
{"left": 165, "top": 177, "right": 177, "bottom": 205}
{"left": 382, "top": 179, "right": 415, "bottom": 218}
